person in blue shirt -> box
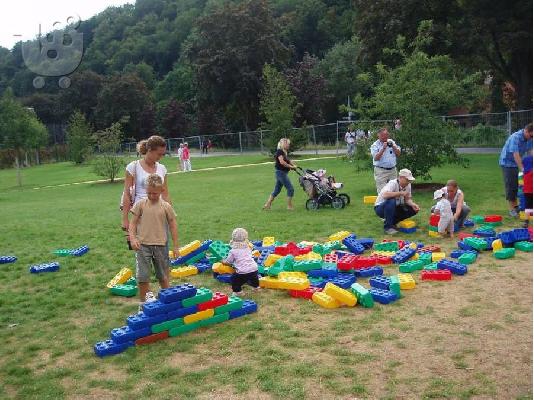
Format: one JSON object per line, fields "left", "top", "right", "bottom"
{"left": 370, "top": 127, "right": 401, "bottom": 193}
{"left": 499, "top": 123, "right": 533, "bottom": 217}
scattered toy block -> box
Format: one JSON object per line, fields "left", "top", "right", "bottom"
{"left": 397, "top": 273, "right": 416, "bottom": 290}
{"left": 323, "top": 282, "right": 357, "bottom": 306}
{"left": 106, "top": 267, "right": 132, "bottom": 288}
{"left": 494, "top": 248, "right": 515, "bottom": 259}
{"left": 399, "top": 260, "right": 424, "bottom": 273}
{"left": 421, "top": 269, "right": 451, "bottom": 280}
{"left": 111, "top": 326, "right": 152, "bottom": 344}
{"left": 198, "top": 292, "right": 228, "bottom": 311}
{"left": 417, "top": 252, "right": 432, "bottom": 266}
{"left": 29, "top": 262, "right": 60, "bottom": 274}
{"left": 292, "top": 259, "right": 322, "bottom": 272}
{"left": 350, "top": 283, "right": 374, "bottom": 307}
{"left": 159, "top": 283, "right": 197, "bottom": 304}
{"left": 312, "top": 292, "right": 341, "bottom": 308}
{"left": 423, "top": 262, "right": 438, "bottom": 270}
{"left": 484, "top": 215, "right": 502, "bottom": 223}
{"left": 373, "top": 241, "right": 399, "bottom": 252}
{"left": 212, "top": 262, "right": 235, "bottom": 274}
{"left": 437, "top": 259, "right": 468, "bottom": 275}
{"left": 215, "top": 296, "right": 243, "bottom": 314}
{"left": 450, "top": 249, "right": 478, "bottom": 258}
{"left": 369, "top": 276, "right": 391, "bottom": 290}
{"left": 214, "top": 273, "right": 232, "bottom": 283}
{"left": 182, "top": 287, "right": 213, "bottom": 307}
{"left": 369, "top": 288, "right": 397, "bottom": 304}
{"left": 110, "top": 284, "right": 138, "bottom": 297}
{"left": 418, "top": 245, "right": 441, "bottom": 253}
{"left": 398, "top": 227, "right": 417, "bottom": 233}
{"left": 471, "top": 215, "right": 485, "bottom": 224}
{"left": 474, "top": 227, "right": 496, "bottom": 237}
{"left": 354, "top": 266, "right": 383, "bottom": 278}
{"left": 264, "top": 253, "right": 283, "bottom": 267}
{"left": 328, "top": 231, "right": 352, "bottom": 241}
{"left": 170, "top": 265, "right": 198, "bottom": 278}
{"left": 342, "top": 236, "right": 365, "bottom": 255}
{"left": 463, "top": 219, "right": 475, "bottom": 227}
{"left": 431, "top": 252, "right": 446, "bottom": 262}
{"left": 195, "top": 261, "right": 212, "bottom": 273}
{"left": 363, "top": 195, "right": 377, "bottom": 204}
{"left": 398, "top": 220, "right": 417, "bottom": 229}
{"left": 0, "top": 256, "right": 17, "bottom": 264}
{"left": 458, "top": 253, "right": 477, "bottom": 265}
{"left": 127, "top": 312, "right": 167, "bottom": 331}
{"left": 178, "top": 240, "right": 201, "bottom": 257}
{"left": 208, "top": 241, "right": 231, "bottom": 262}
{"left": 391, "top": 246, "right": 417, "bottom": 264}
{"left": 514, "top": 241, "right": 533, "bottom": 252}
{"left": 463, "top": 237, "right": 488, "bottom": 251}
{"left": 429, "top": 214, "right": 440, "bottom": 226}
{"left": 307, "top": 268, "right": 338, "bottom": 279}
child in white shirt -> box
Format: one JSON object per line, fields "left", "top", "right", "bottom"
{"left": 222, "top": 228, "right": 260, "bottom": 296}
{"left": 433, "top": 189, "right": 454, "bottom": 238}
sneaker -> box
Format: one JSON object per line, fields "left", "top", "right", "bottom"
{"left": 384, "top": 228, "right": 398, "bottom": 235}
{"left": 509, "top": 209, "right": 519, "bottom": 218}
{"left": 232, "top": 291, "right": 244, "bottom": 297}
{"left": 144, "top": 291, "right": 157, "bottom": 303}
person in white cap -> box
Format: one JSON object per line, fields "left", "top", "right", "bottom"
{"left": 374, "top": 168, "right": 420, "bottom": 235}
{"left": 432, "top": 189, "right": 454, "bottom": 239}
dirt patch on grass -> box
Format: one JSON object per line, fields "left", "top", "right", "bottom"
{"left": 67, "top": 388, "right": 117, "bottom": 400}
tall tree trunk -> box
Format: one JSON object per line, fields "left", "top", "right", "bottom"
{"left": 15, "top": 151, "right": 22, "bottom": 187}
{"left": 35, "top": 149, "right": 40, "bottom": 165}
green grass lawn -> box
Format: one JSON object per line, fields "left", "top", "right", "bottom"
{"left": 0, "top": 154, "right": 531, "bottom": 399}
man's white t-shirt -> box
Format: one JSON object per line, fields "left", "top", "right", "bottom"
{"left": 375, "top": 179, "right": 412, "bottom": 206}
{"left": 126, "top": 160, "right": 167, "bottom": 204}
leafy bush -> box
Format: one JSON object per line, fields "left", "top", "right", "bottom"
{"left": 92, "top": 122, "right": 126, "bottom": 183}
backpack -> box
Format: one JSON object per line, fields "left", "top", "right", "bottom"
{"left": 119, "top": 161, "right": 138, "bottom": 211}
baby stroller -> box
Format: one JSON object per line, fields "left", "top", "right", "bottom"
{"left": 296, "top": 167, "right": 351, "bottom": 210}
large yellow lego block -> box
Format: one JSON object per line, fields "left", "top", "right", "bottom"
{"left": 363, "top": 195, "right": 378, "bottom": 204}
{"left": 184, "top": 308, "right": 214, "bottom": 324}
{"left": 252, "top": 249, "right": 260, "bottom": 258}
{"left": 371, "top": 250, "right": 396, "bottom": 257}
{"left": 212, "top": 262, "right": 235, "bottom": 274}
{"left": 178, "top": 240, "right": 201, "bottom": 257}
{"left": 264, "top": 253, "right": 282, "bottom": 267}
{"left": 278, "top": 271, "right": 307, "bottom": 279}
{"left": 323, "top": 282, "right": 357, "bottom": 306}
{"left": 312, "top": 292, "right": 341, "bottom": 308}
{"left": 519, "top": 211, "right": 533, "bottom": 221}
{"left": 409, "top": 253, "right": 419, "bottom": 261}
{"left": 397, "top": 273, "right": 416, "bottom": 290}
{"left": 492, "top": 239, "right": 503, "bottom": 252}
{"left": 328, "top": 231, "right": 352, "bottom": 241}
{"left": 170, "top": 266, "right": 198, "bottom": 278}
{"left": 299, "top": 241, "right": 318, "bottom": 247}
{"left": 431, "top": 252, "right": 446, "bottom": 262}
{"left": 262, "top": 236, "right": 275, "bottom": 247}
{"left": 428, "top": 230, "right": 441, "bottom": 238}
{"left": 294, "top": 252, "right": 322, "bottom": 262}
{"left": 398, "top": 219, "right": 417, "bottom": 229}
{"left": 408, "top": 242, "right": 418, "bottom": 250}
{"left": 106, "top": 267, "right": 132, "bottom": 288}
{"left": 259, "top": 276, "right": 309, "bottom": 290}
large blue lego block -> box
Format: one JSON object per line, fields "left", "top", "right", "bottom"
{"left": 369, "top": 275, "right": 391, "bottom": 290}
{"left": 369, "top": 288, "right": 397, "bottom": 304}
{"left": 354, "top": 266, "right": 383, "bottom": 278}
{"left": 111, "top": 325, "right": 152, "bottom": 344}
{"left": 71, "top": 245, "right": 89, "bottom": 256}
{"left": 398, "top": 227, "right": 417, "bottom": 234}
{"left": 29, "top": 262, "right": 60, "bottom": 273}
{"left": 0, "top": 256, "right": 17, "bottom": 264}
{"left": 392, "top": 246, "right": 417, "bottom": 264}
{"left": 497, "top": 231, "right": 516, "bottom": 246}
{"left": 512, "top": 228, "right": 531, "bottom": 242}
{"left": 214, "top": 273, "right": 233, "bottom": 284}
{"left": 166, "top": 305, "right": 198, "bottom": 320}
{"left": 463, "top": 219, "right": 475, "bottom": 227}
{"left": 171, "top": 240, "right": 213, "bottom": 265}
{"left": 474, "top": 228, "right": 496, "bottom": 237}
{"left": 437, "top": 259, "right": 468, "bottom": 275}
{"left": 355, "top": 238, "right": 374, "bottom": 249}
{"left": 457, "top": 241, "right": 476, "bottom": 251}
{"left": 228, "top": 300, "right": 258, "bottom": 319}
{"left": 195, "top": 261, "right": 212, "bottom": 274}
{"left": 307, "top": 269, "right": 339, "bottom": 279}
{"left": 159, "top": 283, "right": 197, "bottom": 304}
{"left": 257, "top": 249, "right": 273, "bottom": 266}
{"left": 251, "top": 240, "right": 263, "bottom": 248}
{"left": 482, "top": 237, "right": 498, "bottom": 251}
{"left": 142, "top": 299, "right": 183, "bottom": 317}
{"left": 94, "top": 339, "right": 133, "bottom": 357}
{"left": 342, "top": 236, "right": 365, "bottom": 255}
{"left": 329, "top": 274, "right": 356, "bottom": 289}
{"left": 450, "top": 249, "right": 478, "bottom": 259}
{"left": 126, "top": 312, "right": 168, "bottom": 331}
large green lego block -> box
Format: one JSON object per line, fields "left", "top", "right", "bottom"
{"left": 399, "top": 260, "right": 423, "bottom": 273}
{"left": 110, "top": 284, "right": 137, "bottom": 297}
{"left": 494, "top": 248, "right": 515, "bottom": 259}
{"left": 152, "top": 317, "right": 184, "bottom": 334}
{"left": 458, "top": 253, "right": 477, "bottom": 265}
{"left": 514, "top": 241, "right": 533, "bottom": 252}
{"left": 418, "top": 253, "right": 432, "bottom": 266}
{"left": 208, "top": 241, "right": 231, "bottom": 262}
{"left": 169, "top": 321, "right": 201, "bottom": 337}
{"left": 388, "top": 276, "right": 402, "bottom": 298}
{"left": 215, "top": 296, "right": 243, "bottom": 315}
{"left": 423, "top": 262, "right": 438, "bottom": 270}
{"left": 292, "top": 259, "right": 322, "bottom": 272}
{"left": 471, "top": 215, "right": 485, "bottom": 224}
{"left": 350, "top": 283, "right": 374, "bottom": 308}
{"left": 373, "top": 242, "right": 399, "bottom": 252}
{"left": 182, "top": 287, "right": 213, "bottom": 307}
{"left": 464, "top": 237, "right": 488, "bottom": 251}
{"left": 199, "top": 312, "right": 230, "bottom": 327}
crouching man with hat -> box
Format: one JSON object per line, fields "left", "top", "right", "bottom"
{"left": 374, "top": 169, "right": 420, "bottom": 235}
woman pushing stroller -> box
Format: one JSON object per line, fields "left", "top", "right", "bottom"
{"left": 263, "top": 138, "right": 297, "bottom": 211}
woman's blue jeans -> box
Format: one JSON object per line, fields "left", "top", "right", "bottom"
{"left": 272, "top": 170, "right": 294, "bottom": 197}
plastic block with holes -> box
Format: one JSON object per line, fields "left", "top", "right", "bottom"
{"left": 350, "top": 283, "right": 374, "bottom": 307}
{"left": 514, "top": 241, "right": 533, "bottom": 252}
{"left": 214, "top": 296, "right": 243, "bottom": 315}
{"left": 94, "top": 339, "right": 133, "bottom": 357}
{"left": 397, "top": 273, "right": 416, "bottom": 290}
{"left": 159, "top": 283, "right": 197, "bottom": 304}
{"left": 312, "top": 292, "right": 341, "bottom": 308}
{"left": 208, "top": 241, "right": 231, "bottom": 262}
{"left": 391, "top": 246, "right": 417, "bottom": 264}
{"left": 421, "top": 269, "right": 452, "bottom": 281}
{"left": 143, "top": 299, "right": 182, "bottom": 317}
{"left": 0, "top": 255, "right": 17, "bottom": 264}
{"left": 458, "top": 253, "right": 477, "bottom": 265}
{"left": 369, "top": 288, "right": 398, "bottom": 304}
{"left": 135, "top": 331, "right": 169, "bottom": 346}
{"left": 323, "top": 282, "right": 357, "bottom": 307}
{"left": 369, "top": 275, "right": 391, "bottom": 290}
{"left": 198, "top": 291, "right": 228, "bottom": 311}
{"left": 289, "top": 286, "right": 322, "bottom": 299}
{"left": 111, "top": 326, "right": 152, "bottom": 344}
{"left": 463, "top": 237, "right": 488, "bottom": 251}
{"left": 151, "top": 317, "right": 184, "bottom": 334}
{"left": 212, "top": 262, "right": 235, "bottom": 274}
{"left": 342, "top": 236, "right": 365, "bottom": 255}
{"left": 328, "top": 231, "right": 353, "bottom": 242}
{"left": 354, "top": 266, "right": 383, "bottom": 278}
{"left": 110, "top": 284, "right": 137, "bottom": 298}
{"left": 437, "top": 259, "right": 468, "bottom": 275}
{"left": 126, "top": 312, "right": 167, "bottom": 331}
{"left": 373, "top": 241, "right": 399, "bottom": 252}
{"left": 170, "top": 265, "right": 198, "bottom": 279}
{"left": 106, "top": 267, "right": 132, "bottom": 288}
{"left": 399, "top": 260, "right": 424, "bottom": 273}
{"left": 493, "top": 248, "right": 515, "bottom": 259}
{"left": 30, "top": 262, "right": 60, "bottom": 274}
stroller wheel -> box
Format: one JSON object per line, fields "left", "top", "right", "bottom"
{"left": 306, "top": 199, "right": 319, "bottom": 210}
{"left": 331, "top": 196, "right": 345, "bottom": 209}
{"left": 338, "top": 193, "right": 351, "bottom": 206}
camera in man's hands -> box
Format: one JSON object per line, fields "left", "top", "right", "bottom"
{"left": 387, "top": 139, "right": 394, "bottom": 147}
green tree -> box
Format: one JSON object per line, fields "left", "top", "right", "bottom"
{"left": 66, "top": 111, "right": 93, "bottom": 164}
{"left": 0, "top": 90, "right": 48, "bottom": 186}
{"left": 354, "top": 30, "right": 485, "bottom": 180}
{"left": 92, "top": 122, "right": 125, "bottom": 183}
{"left": 260, "top": 64, "right": 302, "bottom": 152}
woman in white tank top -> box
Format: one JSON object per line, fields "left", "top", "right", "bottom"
{"left": 121, "top": 135, "right": 173, "bottom": 231}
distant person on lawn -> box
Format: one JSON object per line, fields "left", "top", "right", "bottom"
{"left": 263, "top": 138, "right": 298, "bottom": 211}
{"left": 370, "top": 127, "right": 401, "bottom": 194}
{"left": 499, "top": 123, "right": 533, "bottom": 217}
{"left": 374, "top": 168, "right": 420, "bottom": 235}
